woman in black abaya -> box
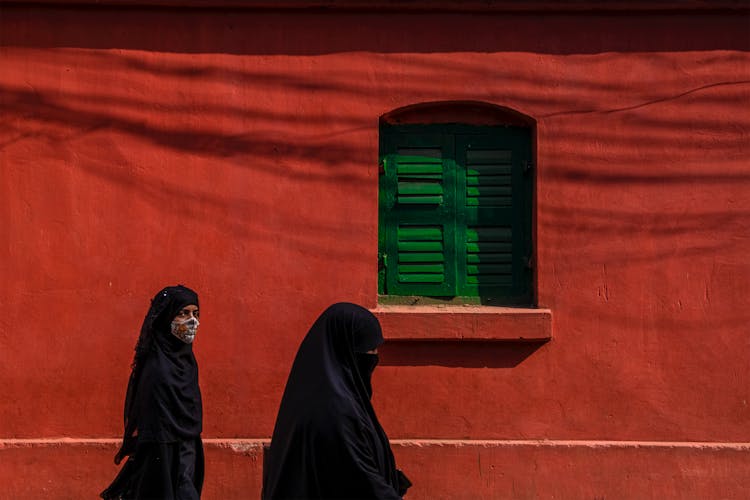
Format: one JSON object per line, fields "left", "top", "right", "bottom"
{"left": 263, "top": 302, "right": 411, "bottom": 499}
{"left": 102, "top": 285, "right": 204, "bottom": 500}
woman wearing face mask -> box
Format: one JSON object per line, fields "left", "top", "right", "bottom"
{"left": 101, "top": 285, "right": 204, "bottom": 500}
{"left": 262, "top": 302, "right": 411, "bottom": 499}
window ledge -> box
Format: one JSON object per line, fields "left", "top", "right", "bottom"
{"left": 371, "top": 305, "right": 551, "bottom": 342}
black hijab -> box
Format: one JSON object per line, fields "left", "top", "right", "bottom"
{"left": 262, "top": 302, "right": 402, "bottom": 500}
{"left": 114, "top": 285, "right": 203, "bottom": 464}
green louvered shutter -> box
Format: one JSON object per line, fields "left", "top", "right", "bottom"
{"left": 379, "top": 129, "right": 456, "bottom": 296}
{"left": 455, "top": 128, "right": 532, "bottom": 304}
{"left": 379, "top": 124, "right": 532, "bottom": 304}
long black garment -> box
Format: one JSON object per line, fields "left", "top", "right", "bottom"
{"left": 102, "top": 285, "right": 204, "bottom": 500}
{"left": 262, "top": 303, "right": 409, "bottom": 500}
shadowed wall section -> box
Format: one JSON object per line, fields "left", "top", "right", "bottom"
{"left": 1, "top": 2, "right": 748, "bottom": 498}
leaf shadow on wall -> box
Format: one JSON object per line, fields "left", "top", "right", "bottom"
{"left": 1, "top": 3, "right": 749, "bottom": 326}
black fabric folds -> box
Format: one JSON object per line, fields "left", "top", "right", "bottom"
{"left": 102, "top": 285, "right": 204, "bottom": 499}
{"left": 102, "top": 440, "right": 204, "bottom": 500}
{"left": 262, "top": 302, "right": 406, "bottom": 500}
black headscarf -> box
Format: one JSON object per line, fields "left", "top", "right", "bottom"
{"left": 262, "top": 302, "right": 403, "bottom": 500}
{"left": 114, "top": 285, "right": 203, "bottom": 464}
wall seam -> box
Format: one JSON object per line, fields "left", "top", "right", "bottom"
{"left": 2, "top": 438, "right": 749, "bottom": 450}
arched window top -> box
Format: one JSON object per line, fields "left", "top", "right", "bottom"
{"left": 380, "top": 101, "right": 535, "bottom": 128}
{"left": 378, "top": 102, "right": 535, "bottom": 305}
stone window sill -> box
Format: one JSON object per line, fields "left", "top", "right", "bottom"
{"left": 371, "top": 305, "right": 551, "bottom": 342}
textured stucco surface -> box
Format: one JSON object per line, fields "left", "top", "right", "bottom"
{"left": 1, "top": 3, "right": 749, "bottom": 498}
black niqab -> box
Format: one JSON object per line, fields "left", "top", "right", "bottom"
{"left": 262, "top": 302, "right": 404, "bottom": 500}
{"left": 114, "top": 285, "right": 203, "bottom": 463}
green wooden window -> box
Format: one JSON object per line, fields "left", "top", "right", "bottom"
{"left": 378, "top": 124, "right": 532, "bottom": 305}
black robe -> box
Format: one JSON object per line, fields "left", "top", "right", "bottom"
{"left": 262, "top": 302, "right": 410, "bottom": 500}
{"left": 102, "top": 285, "right": 204, "bottom": 500}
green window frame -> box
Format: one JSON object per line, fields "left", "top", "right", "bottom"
{"left": 378, "top": 124, "right": 533, "bottom": 305}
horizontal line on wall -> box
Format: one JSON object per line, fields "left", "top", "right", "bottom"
{"left": 1, "top": 438, "right": 749, "bottom": 451}
{"left": 391, "top": 439, "right": 750, "bottom": 450}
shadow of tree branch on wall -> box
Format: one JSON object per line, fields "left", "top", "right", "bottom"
{"left": 0, "top": 86, "right": 370, "bottom": 182}
{"left": 1, "top": 4, "right": 748, "bottom": 336}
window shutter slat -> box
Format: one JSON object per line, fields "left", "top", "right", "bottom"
{"left": 456, "top": 129, "right": 532, "bottom": 304}
{"left": 380, "top": 129, "right": 456, "bottom": 297}
{"left": 395, "top": 151, "right": 444, "bottom": 205}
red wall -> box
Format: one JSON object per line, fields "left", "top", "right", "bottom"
{"left": 1, "top": 2, "right": 749, "bottom": 498}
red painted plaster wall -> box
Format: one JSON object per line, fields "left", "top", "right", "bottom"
{"left": 1, "top": 3, "right": 749, "bottom": 498}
